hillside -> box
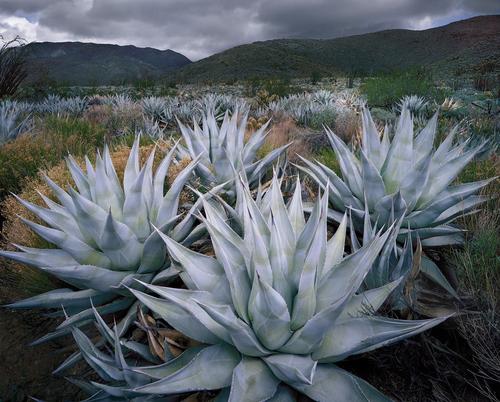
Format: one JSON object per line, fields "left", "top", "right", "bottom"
{"left": 173, "top": 15, "right": 500, "bottom": 82}
{"left": 23, "top": 42, "right": 191, "bottom": 86}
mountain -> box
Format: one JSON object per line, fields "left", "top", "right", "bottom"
{"left": 23, "top": 42, "right": 191, "bottom": 86}
{"left": 173, "top": 15, "right": 500, "bottom": 82}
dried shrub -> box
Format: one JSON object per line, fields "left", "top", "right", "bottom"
{"left": 333, "top": 109, "right": 360, "bottom": 144}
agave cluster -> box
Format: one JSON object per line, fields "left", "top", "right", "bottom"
{"left": 69, "top": 174, "right": 446, "bottom": 400}
{"left": 0, "top": 100, "right": 32, "bottom": 144}
{"left": 33, "top": 94, "right": 89, "bottom": 117}
{"left": 265, "top": 90, "right": 360, "bottom": 127}
{"left": 302, "top": 106, "right": 492, "bottom": 246}
{"left": 0, "top": 137, "right": 204, "bottom": 338}
{"left": 176, "top": 110, "right": 289, "bottom": 192}
{"left": 300, "top": 106, "right": 493, "bottom": 296}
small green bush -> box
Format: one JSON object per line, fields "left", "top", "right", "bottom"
{"left": 361, "top": 68, "right": 447, "bottom": 108}
{"left": 309, "top": 109, "right": 337, "bottom": 131}
{"left": 315, "top": 147, "right": 341, "bottom": 175}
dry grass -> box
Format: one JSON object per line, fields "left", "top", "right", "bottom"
{"left": 334, "top": 109, "right": 360, "bottom": 145}
{"left": 257, "top": 117, "right": 313, "bottom": 162}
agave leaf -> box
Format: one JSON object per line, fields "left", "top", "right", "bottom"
{"left": 269, "top": 217, "right": 294, "bottom": 309}
{"left": 263, "top": 354, "right": 317, "bottom": 386}
{"left": 99, "top": 211, "right": 142, "bottom": 270}
{"left": 40, "top": 265, "right": 131, "bottom": 292}
{"left": 157, "top": 230, "right": 231, "bottom": 303}
{"left": 316, "top": 231, "right": 390, "bottom": 312}
{"left": 123, "top": 136, "right": 140, "bottom": 194}
{"left": 43, "top": 174, "right": 77, "bottom": 216}
{"left": 313, "top": 315, "right": 448, "bottom": 362}
{"left": 66, "top": 154, "right": 91, "bottom": 199}
{"left": 57, "top": 298, "right": 134, "bottom": 330}
{"left": 201, "top": 214, "right": 251, "bottom": 322}
{"left": 228, "top": 357, "right": 280, "bottom": 402}
{"left": 361, "top": 106, "right": 383, "bottom": 169}
{"left": 287, "top": 177, "right": 305, "bottom": 236}
{"left": 291, "top": 191, "right": 328, "bottom": 330}
{"left": 134, "top": 345, "right": 205, "bottom": 380}
{"left": 247, "top": 143, "right": 290, "bottom": 185}
{"left": 103, "top": 144, "right": 124, "bottom": 203}
{"left": 12, "top": 194, "right": 85, "bottom": 242}
{"left": 325, "top": 129, "right": 363, "bottom": 199}
{"left": 248, "top": 273, "right": 292, "bottom": 350}
{"left": 294, "top": 364, "right": 391, "bottom": 402}
{"left": 53, "top": 350, "right": 82, "bottom": 375}
{"left": 0, "top": 247, "right": 78, "bottom": 268}
{"left": 94, "top": 154, "right": 122, "bottom": 218}
{"left": 5, "top": 288, "right": 114, "bottom": 310}
{"left": 129, "top": 286, "right": 227, "bottom": 344}
{"left": 158, "top": 156, "right": 201, "bottom": 224}
{"left": 196, "top": 300, "right": 270, "bottom": 357}
{"left": 322, "top": 213, "right": 347, "bottom": 279}
{"left": 413, "top": 110, "right": 438, "bottom": 162}
{"left": 122, "top": 167, "right": 150, "bottom": 240}
{"left": 72, "top": 327, "right": 122, "bottom": 382}
{"left": 382, "top": 107, "right": 414, "bottom": 193}
{"left": 432, "top": 195, "right": 489, "bottom": 227}
{"left": 360, "top": 150, "right": 386, "bottom": 210}
{"left": 419, "top": 255, "right": 458, "bottom": 299}
{"left": 399, "top": 154, "right": 432, "bottom": 210}
{"left": 133, "top": 344, "right": 241, "bottom": 394}
{"left": 338, "top": 279, "right": 402, "bottom": 320}
{"left": 418, "top": 147, "right": 484, "bottom": 207}
{"left": 267, "top": 385, "right": 296, "bottom": 401}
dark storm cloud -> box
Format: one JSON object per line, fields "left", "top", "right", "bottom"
{"left": 0, "top": 0, "right": 498, "bottom": 60}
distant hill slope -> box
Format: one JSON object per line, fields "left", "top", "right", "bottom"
{"left": 174, "top": 15, "right": 500, "bottom": 82}
{"left": 23, "top": 42, "right": 191, "bottom": 85}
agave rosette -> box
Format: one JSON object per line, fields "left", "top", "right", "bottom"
{"left": 300, "top": 105, "right": 493, "bottom": 247}
{"left": 0, "top": 137, "right": 205, "bottom": 339}
{"left": 71, "top": 174, "right": 447, "bottom": 400}
{"left": 176, "top": 109, "right": 290, "bottom": 193}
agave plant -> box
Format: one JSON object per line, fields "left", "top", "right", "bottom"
{"left": 395, "top": 95, "right": 428, "bottom": 116}
{"left": 0, "top": 100, "right": 32, "bottom": 144}
{"left": 300, "top": 105, "right": 493, "bottom": 296}
{"left": 141, "top": 96, "right": 171, "bottom": 124}
{"left": 0, "top": 137, "right": 206, "bottom": 340}
{"left": 71, "top": 174, "right": 447, "bottom": 400}
{"left": 176, "top": 109, "right": 289, "bottom": 193}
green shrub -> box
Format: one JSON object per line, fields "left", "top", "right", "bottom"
{"left": 314, "top": 147, "right": 341, "bottom": 175}
{"left": 309, "top": 109, "right": 336, "bottom": 131}
{"left": 361, "top": 68, "right": 447, "bottom": 108}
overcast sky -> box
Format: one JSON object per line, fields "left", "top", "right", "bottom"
{"left": 0, "top": 0, "right": 498, "bottom": 61}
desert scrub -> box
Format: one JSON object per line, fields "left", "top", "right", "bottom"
{"left": 361, "top": 68, "right": 446, "bottom": 108}
{"left": 308, "top": 108, "right": 337, "bottom": 131}
{"left": 448, "top": 185, "right": 499, "bottom": 400}
{"left": 0, "top": 115, "right": 107, "bottom": 200}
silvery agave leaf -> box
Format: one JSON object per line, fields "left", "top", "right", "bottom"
{"left": 176, "top": 108, "right": 290, "bottom": 194}
{"left": 77, "top": 172, "right": 447, "bottom": 401}
{"left": 0, "top": 136, "right": 205, "bottom": 339}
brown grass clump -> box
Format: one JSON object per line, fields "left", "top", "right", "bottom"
{"left": 256, "top": 117, "right": 313, "bottom": 163}
{"left": 334, "top": 109, "right": 360, "bottom": 145}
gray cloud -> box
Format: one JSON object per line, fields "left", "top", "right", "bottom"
{"left": 0, "top": 0, "right": 498, "bottom": 60}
